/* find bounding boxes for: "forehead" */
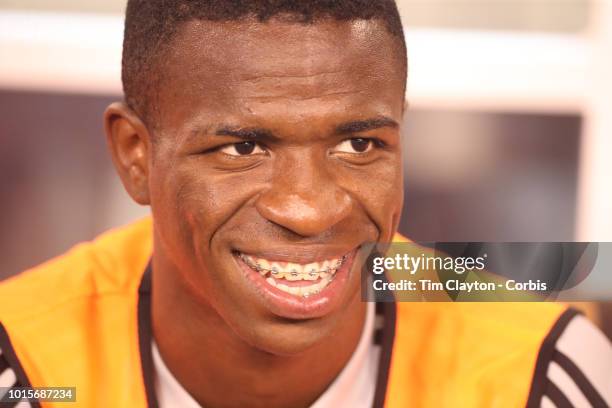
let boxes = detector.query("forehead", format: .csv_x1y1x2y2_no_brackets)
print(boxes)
156,17,405,133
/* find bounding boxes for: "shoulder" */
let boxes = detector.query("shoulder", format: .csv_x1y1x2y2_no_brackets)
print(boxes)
527,311,612,408
392,302,610,406
0,217,153,324
393,302,569,370
396,302,568,341
424,302,612,407
0,218,152,404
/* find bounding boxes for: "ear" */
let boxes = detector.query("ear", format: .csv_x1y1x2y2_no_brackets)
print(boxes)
104,102,152,205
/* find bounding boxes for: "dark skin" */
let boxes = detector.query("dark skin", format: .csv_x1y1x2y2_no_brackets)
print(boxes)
105,17,405,408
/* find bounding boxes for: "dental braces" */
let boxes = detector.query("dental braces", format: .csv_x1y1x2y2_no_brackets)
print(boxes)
239,253,347,277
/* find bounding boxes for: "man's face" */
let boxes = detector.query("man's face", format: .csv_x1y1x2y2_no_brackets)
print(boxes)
149,18,405,354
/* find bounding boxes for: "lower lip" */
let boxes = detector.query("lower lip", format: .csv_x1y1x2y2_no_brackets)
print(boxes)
235,249,358,320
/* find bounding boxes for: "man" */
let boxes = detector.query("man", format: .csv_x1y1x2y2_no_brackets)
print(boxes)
0,1,610,407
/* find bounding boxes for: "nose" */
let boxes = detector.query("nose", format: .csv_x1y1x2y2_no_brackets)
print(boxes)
255,153,353,237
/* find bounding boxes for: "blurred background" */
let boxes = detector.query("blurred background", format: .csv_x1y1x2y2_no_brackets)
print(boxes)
0,1,611,334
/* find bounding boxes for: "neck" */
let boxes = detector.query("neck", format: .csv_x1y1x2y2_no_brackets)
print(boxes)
151,254,366,408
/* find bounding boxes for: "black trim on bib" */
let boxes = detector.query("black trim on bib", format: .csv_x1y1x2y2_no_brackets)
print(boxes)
544,379,573,408
552,350,608,408
372,301,397,408
0,323,41,408
525,307,580,408
137,263,160,408
0,352,9,373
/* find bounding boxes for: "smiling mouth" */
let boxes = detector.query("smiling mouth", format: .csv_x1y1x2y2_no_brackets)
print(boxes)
238,253,348,298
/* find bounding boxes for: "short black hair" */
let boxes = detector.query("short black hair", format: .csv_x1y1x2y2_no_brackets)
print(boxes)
122,0,406,125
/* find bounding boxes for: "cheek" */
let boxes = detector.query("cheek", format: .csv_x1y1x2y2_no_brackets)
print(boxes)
149,161,266,303
344,158,403,238
152,161,265,250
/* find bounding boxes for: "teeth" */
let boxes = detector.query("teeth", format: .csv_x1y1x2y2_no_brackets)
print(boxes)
305,262,318,274
241,254,345,279
276,282,290,293
258,258,271,271
270,262,283,275
305,269,319,281
239,252,348,296
287,263,300,272
271,277,333,297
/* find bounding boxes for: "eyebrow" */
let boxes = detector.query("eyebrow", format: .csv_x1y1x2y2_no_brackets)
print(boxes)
194,116,399,142
215,126,278,141
334,117,399,135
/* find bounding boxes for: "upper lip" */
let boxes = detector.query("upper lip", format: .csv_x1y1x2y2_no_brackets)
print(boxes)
234,245,358,263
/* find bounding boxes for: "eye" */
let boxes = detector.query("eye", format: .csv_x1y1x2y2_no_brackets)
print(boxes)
333,138,375,154
220,141,266,156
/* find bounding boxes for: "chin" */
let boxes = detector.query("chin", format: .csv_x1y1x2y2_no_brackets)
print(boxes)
232,307,350,356
256,321,333,356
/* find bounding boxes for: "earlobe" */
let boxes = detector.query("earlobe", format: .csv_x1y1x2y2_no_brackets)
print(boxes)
103,102,152,205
